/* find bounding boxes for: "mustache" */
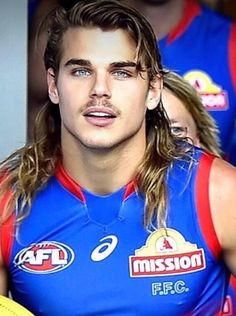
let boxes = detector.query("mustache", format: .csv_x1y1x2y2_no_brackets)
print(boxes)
80,100,121,115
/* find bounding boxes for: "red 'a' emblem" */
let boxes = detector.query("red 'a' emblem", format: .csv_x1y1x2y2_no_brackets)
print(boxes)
161,238,173,250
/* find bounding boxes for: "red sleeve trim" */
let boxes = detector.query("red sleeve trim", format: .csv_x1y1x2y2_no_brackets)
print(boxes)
0,189,15,266
167,0,201,44
195,153,221,259
229,22,236,93
230,275,236,292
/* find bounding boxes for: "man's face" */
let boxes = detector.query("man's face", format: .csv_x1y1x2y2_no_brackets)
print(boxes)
47,27,159,152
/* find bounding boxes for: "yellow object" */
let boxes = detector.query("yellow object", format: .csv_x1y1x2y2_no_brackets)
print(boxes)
0,295,34,316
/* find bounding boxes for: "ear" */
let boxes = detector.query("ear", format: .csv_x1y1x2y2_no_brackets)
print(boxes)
146,76,163,110
47,68,59,104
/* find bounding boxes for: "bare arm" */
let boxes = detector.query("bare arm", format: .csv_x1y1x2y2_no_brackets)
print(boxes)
210,158,236,276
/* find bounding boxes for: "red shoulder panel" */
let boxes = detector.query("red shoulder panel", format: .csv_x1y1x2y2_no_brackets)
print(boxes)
230,275,236,292
0,188,15,266
229,22,236,93
195,153,221,259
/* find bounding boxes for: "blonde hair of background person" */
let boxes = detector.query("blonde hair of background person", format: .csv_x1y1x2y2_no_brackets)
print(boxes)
162,71,222,157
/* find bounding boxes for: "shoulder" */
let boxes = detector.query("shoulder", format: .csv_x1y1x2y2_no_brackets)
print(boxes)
209,158,236,250
210,157,236,198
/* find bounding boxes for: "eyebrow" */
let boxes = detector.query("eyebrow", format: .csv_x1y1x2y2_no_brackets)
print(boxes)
110,61,138,68
169,119,181,124
64,59,138,69
64,59,92,67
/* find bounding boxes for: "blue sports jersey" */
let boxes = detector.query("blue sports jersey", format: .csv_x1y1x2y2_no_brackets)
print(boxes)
1,149,230,315
158,0,236,159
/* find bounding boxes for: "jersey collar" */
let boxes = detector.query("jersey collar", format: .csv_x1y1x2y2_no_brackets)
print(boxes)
55,163,137,203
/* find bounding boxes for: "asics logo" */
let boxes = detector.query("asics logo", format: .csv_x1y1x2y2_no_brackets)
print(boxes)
91,235,118,261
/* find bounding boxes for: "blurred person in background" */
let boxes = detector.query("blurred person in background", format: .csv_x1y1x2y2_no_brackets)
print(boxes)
163,71,221,156
28,0,85,140
121,0,236,163
162,71,236,315
28,0,59,140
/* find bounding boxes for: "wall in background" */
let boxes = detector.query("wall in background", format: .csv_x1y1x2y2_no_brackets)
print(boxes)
0,0,27,161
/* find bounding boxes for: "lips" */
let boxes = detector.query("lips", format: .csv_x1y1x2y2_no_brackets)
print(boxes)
83,106,117,118
83,106,117,127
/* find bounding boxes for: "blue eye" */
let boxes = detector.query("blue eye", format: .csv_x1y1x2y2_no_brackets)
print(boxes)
113,70,130,78
170,126,187,137
73,69,91,77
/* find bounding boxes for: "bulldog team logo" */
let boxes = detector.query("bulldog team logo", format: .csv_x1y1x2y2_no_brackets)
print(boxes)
14,241,75,274
184,70,229,110
129,228,205,277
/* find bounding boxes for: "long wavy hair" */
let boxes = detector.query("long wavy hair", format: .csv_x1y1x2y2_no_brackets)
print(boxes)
0,0,190,229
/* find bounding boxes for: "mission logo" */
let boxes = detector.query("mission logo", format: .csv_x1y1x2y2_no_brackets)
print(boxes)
129,228,205,277
14,241,75,274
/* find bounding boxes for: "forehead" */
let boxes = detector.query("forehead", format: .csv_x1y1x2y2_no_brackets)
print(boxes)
60,27,138,65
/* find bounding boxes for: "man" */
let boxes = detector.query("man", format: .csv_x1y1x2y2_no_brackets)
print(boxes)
1,1,236,315
122,0,236,162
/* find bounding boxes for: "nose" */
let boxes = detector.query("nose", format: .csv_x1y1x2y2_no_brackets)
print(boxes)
90,73,111,99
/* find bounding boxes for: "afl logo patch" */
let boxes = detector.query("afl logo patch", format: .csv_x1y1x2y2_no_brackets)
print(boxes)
14,241,75,274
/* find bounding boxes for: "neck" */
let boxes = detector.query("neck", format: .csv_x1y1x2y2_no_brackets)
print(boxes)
61,135,146,195
123,0,186,39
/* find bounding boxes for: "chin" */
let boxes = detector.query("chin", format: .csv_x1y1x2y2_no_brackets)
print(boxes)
75,126,144,152
80,134,135,152
80,138,119,151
